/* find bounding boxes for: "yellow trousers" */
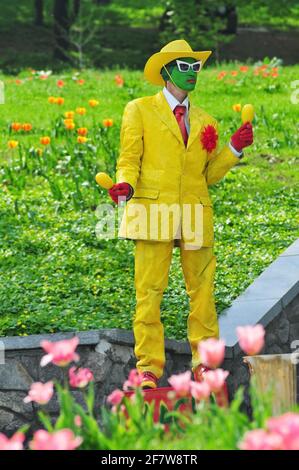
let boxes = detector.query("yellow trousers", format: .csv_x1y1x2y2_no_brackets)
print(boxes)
133,239,219,378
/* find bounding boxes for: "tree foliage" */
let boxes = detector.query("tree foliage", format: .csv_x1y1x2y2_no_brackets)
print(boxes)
159,0,236,54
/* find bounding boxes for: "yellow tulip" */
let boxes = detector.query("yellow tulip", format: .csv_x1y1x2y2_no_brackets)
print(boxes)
77,127,88,136
88,99,99,107
65,121,75,130
8,140,18,149
65,111,75,119
22,123,32,131
11,122,21,131
40,136,51,145
241,104,254,123
77,136,87,144
103,118,113,127
55,97,65,105
76,107,86,115
232,103,241,112
95,172,114,189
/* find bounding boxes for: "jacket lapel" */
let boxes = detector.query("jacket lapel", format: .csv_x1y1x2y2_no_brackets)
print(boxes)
153,91,184,145
187,101,205,150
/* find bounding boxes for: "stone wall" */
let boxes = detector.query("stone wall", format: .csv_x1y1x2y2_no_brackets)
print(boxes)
0,330,192,434
0,239,298,434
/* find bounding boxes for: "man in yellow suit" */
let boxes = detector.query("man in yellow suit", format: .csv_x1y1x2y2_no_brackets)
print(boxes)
108,40,253,388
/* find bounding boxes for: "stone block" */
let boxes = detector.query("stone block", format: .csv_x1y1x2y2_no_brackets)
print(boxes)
289,322,299,343
285,295,299,322
101,329,134,346
265,332,277,347
0,390,33,416
95,339,112,356
0,359,33,390
82,350,112,384
38,362,65,383
107,363,127,391
19,354,40,382
0,410,16,432
233,364,250,387
266,344,283,355
277,318,290,344
109,344,134,366
2,332,77,351
0,409,30,435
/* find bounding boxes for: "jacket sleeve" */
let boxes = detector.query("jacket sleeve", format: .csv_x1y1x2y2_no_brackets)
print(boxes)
204,120,241,187
115,100,143,191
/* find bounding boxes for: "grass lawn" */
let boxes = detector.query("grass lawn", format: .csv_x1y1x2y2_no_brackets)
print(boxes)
0,62,298,339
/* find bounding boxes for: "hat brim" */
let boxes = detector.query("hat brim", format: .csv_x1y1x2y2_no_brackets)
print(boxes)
144,50,212,86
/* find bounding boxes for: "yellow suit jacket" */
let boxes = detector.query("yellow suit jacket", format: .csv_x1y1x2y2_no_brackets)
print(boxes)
115,90,241,248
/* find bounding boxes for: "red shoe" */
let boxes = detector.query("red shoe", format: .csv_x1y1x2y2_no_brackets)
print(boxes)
141,371,158,389
193,364,212,382
193,364,229,407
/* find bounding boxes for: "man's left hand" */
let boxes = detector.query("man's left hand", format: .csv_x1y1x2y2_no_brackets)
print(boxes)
230,122,254,153
108,182,134,204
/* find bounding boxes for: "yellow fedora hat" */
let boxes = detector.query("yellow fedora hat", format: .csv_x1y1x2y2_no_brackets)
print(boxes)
144,39,212,86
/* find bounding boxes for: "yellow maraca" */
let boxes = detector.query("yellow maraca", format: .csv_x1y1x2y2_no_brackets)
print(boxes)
95,172,114,189
241,104,254,124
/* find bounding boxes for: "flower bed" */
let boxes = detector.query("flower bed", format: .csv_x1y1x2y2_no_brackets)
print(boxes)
1,324,298,450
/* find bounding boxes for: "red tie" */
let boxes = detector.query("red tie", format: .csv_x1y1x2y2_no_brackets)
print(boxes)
174,105,188,146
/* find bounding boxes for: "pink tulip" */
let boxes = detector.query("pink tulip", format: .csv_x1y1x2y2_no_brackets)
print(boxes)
0,432,25,450
239,429,284,450
168,371,192,396
69,367,94,388
190,381,211,401
29,429,82,450
24,381,54,405
112,404,126,414
123,369,143,390
267,413,299,450
198,338,225,368
107,389,124,406
236,324,265,356
74,415,82,427
40,337,80,367
203,369,229,393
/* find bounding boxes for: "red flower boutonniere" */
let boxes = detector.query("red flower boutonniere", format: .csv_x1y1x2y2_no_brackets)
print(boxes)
200,125,218,153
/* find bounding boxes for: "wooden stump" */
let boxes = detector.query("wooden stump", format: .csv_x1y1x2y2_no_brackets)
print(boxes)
243,354,297,415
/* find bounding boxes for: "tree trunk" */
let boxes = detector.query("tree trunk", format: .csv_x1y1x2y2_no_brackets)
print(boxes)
73,0,80,20
53,0,71,62
93,0,111,4
226,7,238,34
34,0,44,26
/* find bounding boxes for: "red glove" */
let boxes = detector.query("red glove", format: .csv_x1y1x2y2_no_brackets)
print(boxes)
108,182,133,204
230,122,253,152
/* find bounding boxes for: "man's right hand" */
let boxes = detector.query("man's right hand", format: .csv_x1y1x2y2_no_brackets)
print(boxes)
230,122,253,152
108,182,134,204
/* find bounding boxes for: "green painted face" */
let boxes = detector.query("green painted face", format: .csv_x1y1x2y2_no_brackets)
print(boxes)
164,57,198,91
